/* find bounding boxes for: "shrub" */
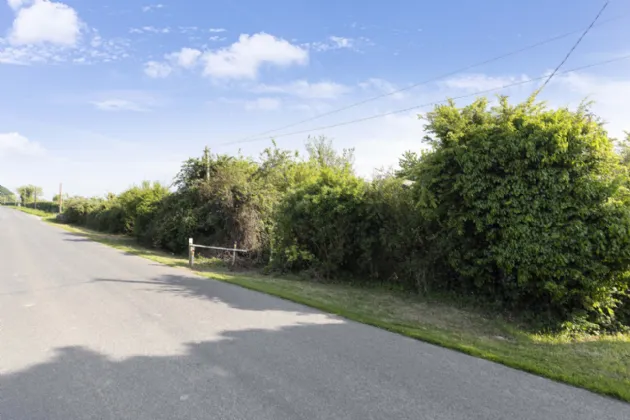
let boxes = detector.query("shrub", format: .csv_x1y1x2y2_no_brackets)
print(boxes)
117,181,170,241
273,167,368,278
410,96,630,329
62,197,107,225
152,154,270,258
356,174,430,290
23,201,58,213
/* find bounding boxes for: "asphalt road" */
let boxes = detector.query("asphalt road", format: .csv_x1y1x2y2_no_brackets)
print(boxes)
0,206,628,420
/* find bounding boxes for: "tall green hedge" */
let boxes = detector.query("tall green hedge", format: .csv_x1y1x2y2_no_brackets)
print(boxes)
411,97,630,330
53,97,630,331
23,201,59,213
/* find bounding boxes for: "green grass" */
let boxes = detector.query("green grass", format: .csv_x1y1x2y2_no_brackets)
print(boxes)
8,205,58,218
45,220,630,402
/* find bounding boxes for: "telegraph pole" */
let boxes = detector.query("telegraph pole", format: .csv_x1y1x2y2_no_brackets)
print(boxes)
204,146,210,182
58,183,63,213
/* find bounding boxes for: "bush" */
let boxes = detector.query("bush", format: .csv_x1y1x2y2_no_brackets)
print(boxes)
410,96,630,329
63,197,107,226
62,183,169,237
151,155,270,258
273,167,368,278
43,110,629,331
23,201,58,213
357,175,430,290
117,182,170,241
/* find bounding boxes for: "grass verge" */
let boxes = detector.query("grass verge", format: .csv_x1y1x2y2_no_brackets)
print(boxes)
46,220,630,402
8,205,58,218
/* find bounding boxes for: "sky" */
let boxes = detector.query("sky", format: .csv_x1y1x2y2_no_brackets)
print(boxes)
1,0,629,199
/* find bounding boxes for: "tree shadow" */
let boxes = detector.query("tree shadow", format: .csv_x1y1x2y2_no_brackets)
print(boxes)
93,274,322,314
3,322,628,420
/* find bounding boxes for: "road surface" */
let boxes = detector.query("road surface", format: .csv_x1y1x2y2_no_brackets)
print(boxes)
0,206,628,420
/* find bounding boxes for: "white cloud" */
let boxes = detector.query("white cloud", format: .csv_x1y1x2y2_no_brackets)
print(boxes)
130,26,170,34
254,80,350,99
209,28,226,33
91,100,148,112
142,3,164,12
350,113,427,178
9,0,81,46
244,98,282,111
0,43,32,64
167,47,202,68
144,61,172,78
310,36,356,52
307,36,373,52
0,132,45,158
547,72,630,139
7,0,31,10
330,36,353,49
178,26,198,34
0,25,129,65
202,32,308,79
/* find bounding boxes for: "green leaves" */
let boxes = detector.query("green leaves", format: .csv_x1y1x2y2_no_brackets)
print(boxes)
48,105,630,332
411,96,630,330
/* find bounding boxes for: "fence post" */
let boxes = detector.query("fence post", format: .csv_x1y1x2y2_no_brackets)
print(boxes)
188,238,195,268
232,242,237,266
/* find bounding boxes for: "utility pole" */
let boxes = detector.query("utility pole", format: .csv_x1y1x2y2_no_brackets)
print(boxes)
58,183,63,213
204,146,210,182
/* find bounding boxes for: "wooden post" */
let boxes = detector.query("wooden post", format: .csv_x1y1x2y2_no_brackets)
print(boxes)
232,242,237,266
58,183,63,214
189,238,195,268
204,146,210,182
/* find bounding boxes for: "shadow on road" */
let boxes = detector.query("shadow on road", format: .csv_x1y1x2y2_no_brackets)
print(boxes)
0,324,370,420
2,320,627,420
93,274,322,314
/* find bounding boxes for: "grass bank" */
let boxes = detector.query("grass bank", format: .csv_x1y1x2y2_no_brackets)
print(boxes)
45,219,630,402
8,205,57,218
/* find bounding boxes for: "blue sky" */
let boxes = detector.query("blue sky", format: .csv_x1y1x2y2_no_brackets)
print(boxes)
1,0,629,198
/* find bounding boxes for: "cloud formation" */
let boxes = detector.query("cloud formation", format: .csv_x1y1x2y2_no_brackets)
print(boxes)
0,132,45,158
202,33,308,79
9,0,81,46
144,61,172,78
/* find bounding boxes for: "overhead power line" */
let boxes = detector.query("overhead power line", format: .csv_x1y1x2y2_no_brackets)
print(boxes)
218,54,630,147
232,12,626,143
536,1,609,94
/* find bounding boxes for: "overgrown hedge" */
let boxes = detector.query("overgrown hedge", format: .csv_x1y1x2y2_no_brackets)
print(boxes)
22,201,58,213
412,98,630,331
56,98,630,332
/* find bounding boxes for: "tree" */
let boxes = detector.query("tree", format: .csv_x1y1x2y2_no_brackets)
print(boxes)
52,193,69,203
617,131,630,167
412,96,630,330
396,151,421,179
305,136,355,171
173,148,238,191
16,185,43,205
